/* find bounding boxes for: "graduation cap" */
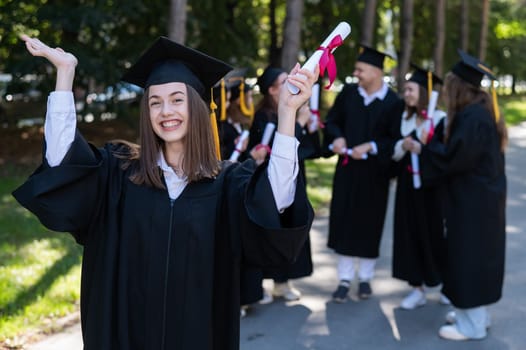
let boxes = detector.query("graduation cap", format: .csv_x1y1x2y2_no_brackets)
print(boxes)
451,49,496,87
121,36,233,100
226,68,255,118
257,66,286,95
356,45,392,70
451,49,500,122
121,36,233,159
408,63,443,87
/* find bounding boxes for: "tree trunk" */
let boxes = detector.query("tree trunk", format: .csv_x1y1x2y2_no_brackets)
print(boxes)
398,0,413,90
460,0,469,51
168,0,187,44
478,0,490,61
269,0,281,66
281,0,304,70
361,0,377,45
433,0,446,77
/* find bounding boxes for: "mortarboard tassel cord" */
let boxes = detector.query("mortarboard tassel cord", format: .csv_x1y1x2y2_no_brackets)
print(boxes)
492,80,500,123
220,79,227,122
239,80,255,119
209,90,222,160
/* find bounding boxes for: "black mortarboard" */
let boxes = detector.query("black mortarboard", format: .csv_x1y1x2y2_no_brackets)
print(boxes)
408,63,443,87
226,68,252,101
451,49,496,87
356,45,392,70
257,66,286,95
121,36,232,99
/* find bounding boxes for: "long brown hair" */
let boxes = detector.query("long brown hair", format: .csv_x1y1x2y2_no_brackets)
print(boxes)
118,84,220,188
444,72,507,151
405,83,428,120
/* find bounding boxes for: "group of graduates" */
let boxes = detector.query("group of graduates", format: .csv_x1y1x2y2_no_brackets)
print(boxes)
220,45,506,342
12,30,505,349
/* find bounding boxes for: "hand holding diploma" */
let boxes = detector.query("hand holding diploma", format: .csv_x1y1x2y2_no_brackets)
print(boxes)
251,122,276,165
287,22,351,94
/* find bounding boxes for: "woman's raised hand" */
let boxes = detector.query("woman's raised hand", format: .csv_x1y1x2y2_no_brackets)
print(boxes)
20,34,78,69
20,34,77,91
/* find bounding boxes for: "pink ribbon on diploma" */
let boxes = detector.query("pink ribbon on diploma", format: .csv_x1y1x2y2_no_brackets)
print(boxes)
318,35,343,90
420,109,435,144
310,109,325,129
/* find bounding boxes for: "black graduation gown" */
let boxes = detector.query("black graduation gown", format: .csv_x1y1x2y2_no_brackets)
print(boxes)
219,120,241,161
12,131,313,350
392,115,446,287
325,83,403,257
420,102,506,308
248,108,315,280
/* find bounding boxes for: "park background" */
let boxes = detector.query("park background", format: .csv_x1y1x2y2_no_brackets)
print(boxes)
1,0,525,348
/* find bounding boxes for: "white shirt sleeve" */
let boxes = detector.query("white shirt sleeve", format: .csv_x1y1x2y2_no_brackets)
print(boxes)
268,132,299,212
44,91,77,167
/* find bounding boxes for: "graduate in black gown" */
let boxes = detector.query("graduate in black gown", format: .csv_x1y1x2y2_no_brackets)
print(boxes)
218,68,254,162
408,50,507,341
391,65,448,310
12,34,318,350
324,46,403,302
247,66,318,303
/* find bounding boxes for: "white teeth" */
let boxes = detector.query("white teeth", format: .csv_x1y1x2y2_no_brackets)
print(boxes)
161,120,181,128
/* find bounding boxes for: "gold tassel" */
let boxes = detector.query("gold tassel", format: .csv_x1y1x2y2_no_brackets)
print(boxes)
239,80,254,119
492,80,500,123
209,89,221,160
427,70,433,104
220,79,227,121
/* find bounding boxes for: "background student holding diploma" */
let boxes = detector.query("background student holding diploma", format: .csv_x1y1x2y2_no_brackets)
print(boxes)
390,65,448,310
409,50,507,341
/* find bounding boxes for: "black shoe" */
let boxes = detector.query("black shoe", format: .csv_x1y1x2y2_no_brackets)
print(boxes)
358,281,372,299
332,281,350,303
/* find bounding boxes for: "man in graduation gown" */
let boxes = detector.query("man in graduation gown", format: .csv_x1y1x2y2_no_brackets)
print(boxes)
324,45,403,302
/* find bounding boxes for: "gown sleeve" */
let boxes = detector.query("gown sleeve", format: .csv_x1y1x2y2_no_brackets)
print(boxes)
12,129,122,245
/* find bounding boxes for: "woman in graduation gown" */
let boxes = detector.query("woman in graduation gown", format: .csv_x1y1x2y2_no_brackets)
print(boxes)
248,66,318,302
12,35,318,350
391,66,447,309
409,50,507,340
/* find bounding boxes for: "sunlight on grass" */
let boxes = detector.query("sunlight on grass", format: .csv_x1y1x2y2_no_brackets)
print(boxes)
305,156,336,211
0,178,82,343
502,95,526,125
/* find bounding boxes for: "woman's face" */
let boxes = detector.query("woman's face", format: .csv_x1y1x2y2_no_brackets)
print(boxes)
403,81,420,107
268,72,288,102
148,82,189,146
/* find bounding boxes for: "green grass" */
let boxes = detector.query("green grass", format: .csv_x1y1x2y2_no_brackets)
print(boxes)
0,176,82,345
305,156,336,211
501,95,526,125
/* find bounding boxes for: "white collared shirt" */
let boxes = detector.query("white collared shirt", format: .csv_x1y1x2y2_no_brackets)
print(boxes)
357,82,389,106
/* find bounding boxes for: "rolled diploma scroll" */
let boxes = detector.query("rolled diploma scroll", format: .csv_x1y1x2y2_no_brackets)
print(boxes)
308,83,320,133
261,122,276,147
229,130,250,161
411,153,421,189
328,144,368,159
411,90,439,189
287,22,352,94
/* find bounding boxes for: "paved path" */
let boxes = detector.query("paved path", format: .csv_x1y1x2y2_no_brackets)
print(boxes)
26,123,526,350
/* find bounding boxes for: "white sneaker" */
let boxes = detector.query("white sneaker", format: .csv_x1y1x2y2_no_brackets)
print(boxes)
272,281,301,301
445,311,491,329
400,288,426,310
259,289,274,304
439,293,451,305
439,324,470,341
